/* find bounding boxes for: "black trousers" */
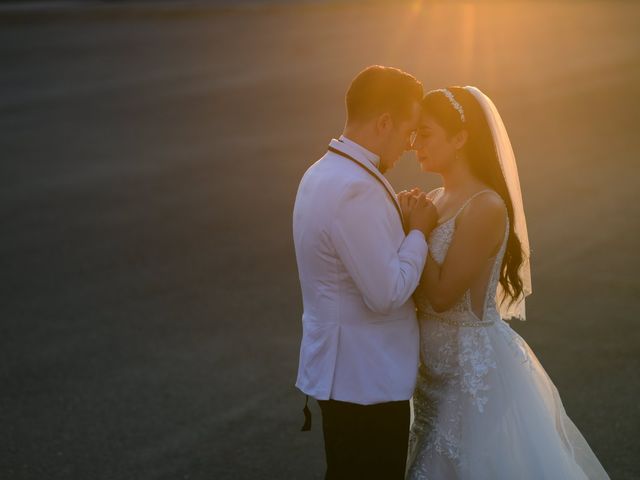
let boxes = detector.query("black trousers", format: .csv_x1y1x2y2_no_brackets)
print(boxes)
317,398,410,480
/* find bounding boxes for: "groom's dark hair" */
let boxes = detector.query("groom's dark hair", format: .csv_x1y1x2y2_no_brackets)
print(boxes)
345,66,423,124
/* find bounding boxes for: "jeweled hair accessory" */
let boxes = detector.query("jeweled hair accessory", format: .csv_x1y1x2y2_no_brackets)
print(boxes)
436,88,466,123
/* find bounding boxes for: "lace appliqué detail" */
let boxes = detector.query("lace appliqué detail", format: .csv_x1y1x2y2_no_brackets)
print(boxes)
408,315,499,474
407,190,509,477
458,328,497,412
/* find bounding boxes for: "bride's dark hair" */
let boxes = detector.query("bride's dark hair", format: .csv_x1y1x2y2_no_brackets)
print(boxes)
421,87,524,306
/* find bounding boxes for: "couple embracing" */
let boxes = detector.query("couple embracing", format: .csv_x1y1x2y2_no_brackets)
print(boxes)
292,66,609,480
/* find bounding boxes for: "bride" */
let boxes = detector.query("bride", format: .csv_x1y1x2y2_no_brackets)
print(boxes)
399,86,610,479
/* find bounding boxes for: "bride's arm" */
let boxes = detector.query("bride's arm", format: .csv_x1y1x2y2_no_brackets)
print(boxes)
417,194,507,313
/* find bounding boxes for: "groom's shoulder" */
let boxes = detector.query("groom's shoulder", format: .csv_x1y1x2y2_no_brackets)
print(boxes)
298,158,379,212
306,151,376,185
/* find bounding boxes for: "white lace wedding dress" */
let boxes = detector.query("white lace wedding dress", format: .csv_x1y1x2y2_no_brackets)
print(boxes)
406,189,610,480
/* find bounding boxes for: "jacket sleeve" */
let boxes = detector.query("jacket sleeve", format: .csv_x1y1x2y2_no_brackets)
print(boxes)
330,181,429,314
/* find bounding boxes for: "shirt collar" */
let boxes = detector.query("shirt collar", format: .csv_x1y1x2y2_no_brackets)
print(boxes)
338,135,381,169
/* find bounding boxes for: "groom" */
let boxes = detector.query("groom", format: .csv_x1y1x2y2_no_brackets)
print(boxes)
293,66,438,479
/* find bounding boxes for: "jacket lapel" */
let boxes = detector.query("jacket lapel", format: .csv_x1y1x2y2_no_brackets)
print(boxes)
327,139,404,229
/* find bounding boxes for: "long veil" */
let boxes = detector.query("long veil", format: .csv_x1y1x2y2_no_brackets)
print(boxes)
466,86,532,321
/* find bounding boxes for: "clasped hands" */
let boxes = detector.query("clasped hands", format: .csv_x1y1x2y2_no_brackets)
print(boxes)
397,188,439,237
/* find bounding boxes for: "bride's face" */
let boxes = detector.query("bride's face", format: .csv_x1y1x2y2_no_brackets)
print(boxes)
412,114,458,173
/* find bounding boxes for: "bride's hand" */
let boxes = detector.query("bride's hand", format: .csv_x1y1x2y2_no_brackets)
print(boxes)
397,188,423,222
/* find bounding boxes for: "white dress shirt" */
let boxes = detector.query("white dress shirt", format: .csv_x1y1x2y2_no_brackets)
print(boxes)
293,137,429,404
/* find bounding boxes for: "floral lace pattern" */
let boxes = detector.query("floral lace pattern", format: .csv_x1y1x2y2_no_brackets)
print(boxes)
406,189,611,480
407,189,512,477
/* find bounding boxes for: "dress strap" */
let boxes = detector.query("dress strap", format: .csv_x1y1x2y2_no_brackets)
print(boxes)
451,189,497,220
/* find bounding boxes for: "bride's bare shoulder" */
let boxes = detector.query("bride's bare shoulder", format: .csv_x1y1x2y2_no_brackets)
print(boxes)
460,190,508,231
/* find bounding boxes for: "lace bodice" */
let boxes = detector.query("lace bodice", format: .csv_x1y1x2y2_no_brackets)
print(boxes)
414,187,509,326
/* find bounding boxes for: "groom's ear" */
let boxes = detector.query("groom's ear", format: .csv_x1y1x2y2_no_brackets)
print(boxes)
376,112,393,136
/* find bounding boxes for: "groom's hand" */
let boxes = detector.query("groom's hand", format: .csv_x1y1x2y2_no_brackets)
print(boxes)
397,188,423,221
407,193,438,237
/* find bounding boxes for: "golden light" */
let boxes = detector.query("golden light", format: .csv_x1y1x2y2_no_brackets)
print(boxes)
410,0,424,14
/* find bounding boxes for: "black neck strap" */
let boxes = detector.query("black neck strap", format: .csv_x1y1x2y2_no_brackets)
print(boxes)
327,146,404,230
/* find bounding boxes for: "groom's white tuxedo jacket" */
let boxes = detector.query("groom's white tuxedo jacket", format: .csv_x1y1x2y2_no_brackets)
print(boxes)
293,137,428,405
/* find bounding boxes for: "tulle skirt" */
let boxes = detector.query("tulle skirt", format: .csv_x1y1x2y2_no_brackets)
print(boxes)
406,316,610,480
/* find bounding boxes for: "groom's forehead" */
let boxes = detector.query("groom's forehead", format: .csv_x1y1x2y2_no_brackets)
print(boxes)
407,102,421,124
